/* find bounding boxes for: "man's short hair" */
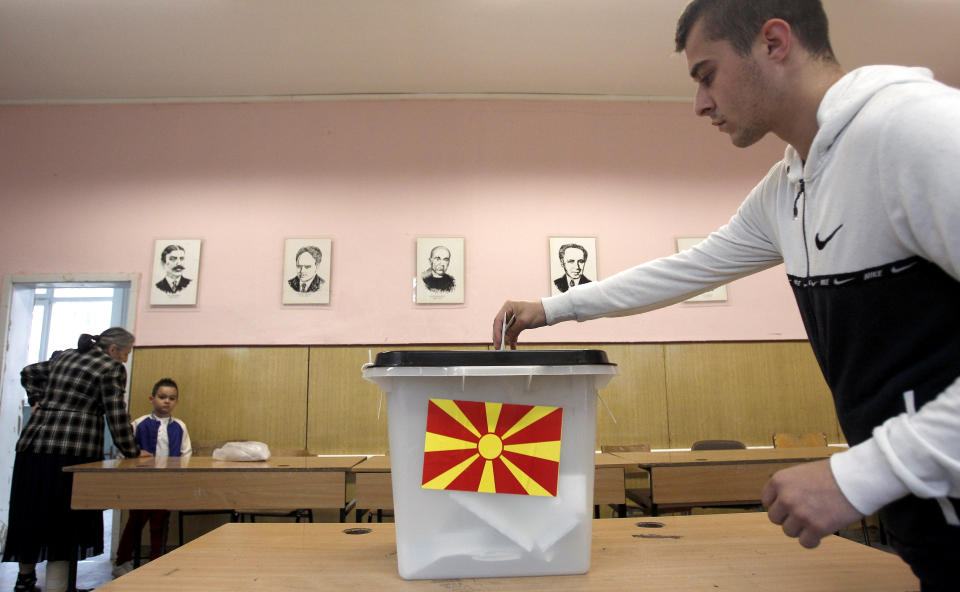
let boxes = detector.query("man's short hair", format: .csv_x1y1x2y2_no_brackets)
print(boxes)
675,0,836,62
160,244,185,264
558,243,588,263
296,245,323,265
152,377,179,397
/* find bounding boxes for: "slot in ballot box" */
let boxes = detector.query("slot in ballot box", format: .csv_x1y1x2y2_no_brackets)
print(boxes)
362,350,617,579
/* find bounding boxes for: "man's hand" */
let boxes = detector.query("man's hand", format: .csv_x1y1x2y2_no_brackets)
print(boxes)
492,300,547,349
762,459,864,548
138,450,154,458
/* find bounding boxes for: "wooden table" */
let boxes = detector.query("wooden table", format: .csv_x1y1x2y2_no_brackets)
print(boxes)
592,452,638,517
610,447,838,514
65,455,366,511
349,454,640,521
96,513,918,591
352,455,393,521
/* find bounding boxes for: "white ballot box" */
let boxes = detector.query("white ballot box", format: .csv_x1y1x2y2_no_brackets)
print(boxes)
363,350,617,579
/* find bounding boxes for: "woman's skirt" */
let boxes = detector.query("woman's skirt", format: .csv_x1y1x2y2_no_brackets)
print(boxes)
2,451,103,563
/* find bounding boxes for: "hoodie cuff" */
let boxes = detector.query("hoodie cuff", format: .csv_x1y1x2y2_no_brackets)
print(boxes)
541,295,576,325
830,439,910,516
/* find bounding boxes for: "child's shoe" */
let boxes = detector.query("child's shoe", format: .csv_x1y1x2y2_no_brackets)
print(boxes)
111,560,134,578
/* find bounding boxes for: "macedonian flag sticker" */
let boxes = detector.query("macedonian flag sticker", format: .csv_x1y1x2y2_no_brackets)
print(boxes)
421,398,562,496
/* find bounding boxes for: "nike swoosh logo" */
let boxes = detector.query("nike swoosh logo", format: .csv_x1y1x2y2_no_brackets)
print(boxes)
891,261,919,274
832,277,855,286
815,224,844,250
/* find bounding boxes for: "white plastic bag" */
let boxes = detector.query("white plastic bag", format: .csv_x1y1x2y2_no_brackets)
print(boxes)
212,441,271,461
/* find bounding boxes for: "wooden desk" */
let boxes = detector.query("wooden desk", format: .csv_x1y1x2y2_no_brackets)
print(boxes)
352,455,393,520
350,454,639,520
611,447,838,512
593,452,638,517
65,455,366,510
97,513,918,591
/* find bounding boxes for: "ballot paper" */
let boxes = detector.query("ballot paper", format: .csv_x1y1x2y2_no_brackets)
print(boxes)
397,475,588,578
448,474,586,555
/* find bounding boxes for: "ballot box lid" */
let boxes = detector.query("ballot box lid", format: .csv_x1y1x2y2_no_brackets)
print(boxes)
369,349,612,368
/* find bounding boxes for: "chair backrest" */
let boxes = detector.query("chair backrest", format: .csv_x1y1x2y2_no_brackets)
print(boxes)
691,439,746,450
772,432,828,448
600,444,651,453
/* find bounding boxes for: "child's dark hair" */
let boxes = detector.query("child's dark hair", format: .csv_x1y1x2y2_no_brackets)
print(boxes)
152,377,179,397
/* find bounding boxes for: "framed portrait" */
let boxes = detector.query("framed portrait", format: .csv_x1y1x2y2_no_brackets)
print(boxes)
676,236,728,302
415,237,464,304
282,238,332,305
549,237,598,296
150,239,202,306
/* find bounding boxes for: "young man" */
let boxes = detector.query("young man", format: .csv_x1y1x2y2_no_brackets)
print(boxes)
493,1,959,588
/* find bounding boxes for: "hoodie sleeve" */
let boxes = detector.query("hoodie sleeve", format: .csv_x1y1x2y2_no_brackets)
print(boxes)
544,171,784,324
831,375,960,522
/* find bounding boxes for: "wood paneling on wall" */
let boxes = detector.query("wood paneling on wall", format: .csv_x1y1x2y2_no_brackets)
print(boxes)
307,346,388,455
594,344,671,449
306,345,487,454
663,342,839,448
129,342,840,455
130,347,309,450
542,344,670,449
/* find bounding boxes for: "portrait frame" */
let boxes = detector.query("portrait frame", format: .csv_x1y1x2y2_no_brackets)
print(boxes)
282,238,332,305
549,237,598,296
676,236,728,302
150,239,202,306
415,237,465,304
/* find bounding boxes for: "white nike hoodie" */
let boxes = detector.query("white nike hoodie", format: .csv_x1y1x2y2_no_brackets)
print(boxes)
543,66,960,524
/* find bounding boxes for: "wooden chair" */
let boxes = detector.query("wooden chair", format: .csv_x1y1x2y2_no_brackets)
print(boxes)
600,444,651,454
691,439,746,450
600,444,652,517
234,448,315,524
772,432,878,546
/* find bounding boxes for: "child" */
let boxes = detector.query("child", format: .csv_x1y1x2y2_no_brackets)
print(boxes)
112,378,191,578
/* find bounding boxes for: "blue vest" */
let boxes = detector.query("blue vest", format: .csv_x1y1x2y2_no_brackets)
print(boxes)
134,415,185,457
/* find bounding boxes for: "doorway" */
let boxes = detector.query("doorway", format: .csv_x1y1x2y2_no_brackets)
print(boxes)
0,274,139,550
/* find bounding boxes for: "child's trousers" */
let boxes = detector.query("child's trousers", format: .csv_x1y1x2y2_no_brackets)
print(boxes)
115,510,169,563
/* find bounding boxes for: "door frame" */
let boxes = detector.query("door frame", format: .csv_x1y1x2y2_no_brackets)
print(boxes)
0,273,140,553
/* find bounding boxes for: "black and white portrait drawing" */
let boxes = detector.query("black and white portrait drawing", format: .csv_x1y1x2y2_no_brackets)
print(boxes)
549,237,598,296
676,237,727,302
416,237,464,304
150,239,201,306
282,238,332,304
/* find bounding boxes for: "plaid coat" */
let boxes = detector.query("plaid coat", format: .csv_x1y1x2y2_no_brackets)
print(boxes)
19,347,139,458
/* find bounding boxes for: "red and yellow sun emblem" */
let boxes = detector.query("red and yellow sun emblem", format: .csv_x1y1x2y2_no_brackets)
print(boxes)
421,398,563,496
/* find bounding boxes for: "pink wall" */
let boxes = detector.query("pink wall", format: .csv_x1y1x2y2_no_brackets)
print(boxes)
0,100,804,346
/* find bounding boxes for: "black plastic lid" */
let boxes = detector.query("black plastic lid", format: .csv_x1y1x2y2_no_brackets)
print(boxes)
370,349,613,367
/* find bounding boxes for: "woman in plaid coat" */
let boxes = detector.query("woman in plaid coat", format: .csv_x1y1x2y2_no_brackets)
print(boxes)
3,328,144,592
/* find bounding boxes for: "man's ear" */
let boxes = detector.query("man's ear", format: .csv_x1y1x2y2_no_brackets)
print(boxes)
759,18,792,63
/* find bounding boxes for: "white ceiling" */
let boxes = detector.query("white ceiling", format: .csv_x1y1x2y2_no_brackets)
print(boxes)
1,0,958,104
